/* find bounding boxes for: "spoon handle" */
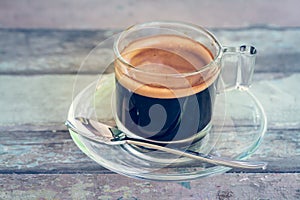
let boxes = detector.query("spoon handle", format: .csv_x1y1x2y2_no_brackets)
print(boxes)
66,118,267,170
126,140,267,169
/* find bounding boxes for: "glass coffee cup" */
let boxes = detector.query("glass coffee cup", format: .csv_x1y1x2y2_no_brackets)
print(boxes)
113,21,256,147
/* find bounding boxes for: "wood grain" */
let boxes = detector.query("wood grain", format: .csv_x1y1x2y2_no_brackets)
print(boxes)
0,28,299,197
0,73,299,128
0,74,299,173
0,173,299,200
0,129,299,174
1,28,300,74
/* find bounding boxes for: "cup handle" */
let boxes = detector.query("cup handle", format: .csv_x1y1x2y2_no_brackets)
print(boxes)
218,45,257,92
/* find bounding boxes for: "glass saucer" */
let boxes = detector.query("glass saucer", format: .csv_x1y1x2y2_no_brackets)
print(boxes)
67,73,267,181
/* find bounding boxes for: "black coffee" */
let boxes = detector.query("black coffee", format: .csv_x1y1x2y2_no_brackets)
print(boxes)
115,35,217,142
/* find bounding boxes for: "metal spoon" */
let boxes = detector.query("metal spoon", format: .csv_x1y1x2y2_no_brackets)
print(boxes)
65,117,267,169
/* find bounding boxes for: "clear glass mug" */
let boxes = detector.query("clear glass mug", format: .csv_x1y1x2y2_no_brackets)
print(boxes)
113,21,256,147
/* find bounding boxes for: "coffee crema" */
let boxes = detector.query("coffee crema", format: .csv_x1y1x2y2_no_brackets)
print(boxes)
115,35,219,99
114,34,218,142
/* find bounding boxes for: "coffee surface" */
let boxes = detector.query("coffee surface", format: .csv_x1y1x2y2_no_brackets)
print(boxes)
115,34,217,99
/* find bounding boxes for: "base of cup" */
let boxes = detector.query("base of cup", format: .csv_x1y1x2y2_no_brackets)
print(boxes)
115,115,212,148
120,127,212,165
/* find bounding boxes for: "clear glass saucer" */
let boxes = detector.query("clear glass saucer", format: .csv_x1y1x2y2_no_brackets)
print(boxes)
67,73,267,181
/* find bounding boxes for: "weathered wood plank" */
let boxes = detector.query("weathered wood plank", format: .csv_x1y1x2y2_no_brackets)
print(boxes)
0,73,299,173
0,173,299,200
1,28,300,74
0,74,98,127
0,129,299,173
0,130,103,174
213,27,300,73
0,29,115,74
252,73,300,129
0,73,299,128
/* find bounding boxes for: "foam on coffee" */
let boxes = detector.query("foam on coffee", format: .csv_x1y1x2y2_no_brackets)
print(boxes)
115,34,219,98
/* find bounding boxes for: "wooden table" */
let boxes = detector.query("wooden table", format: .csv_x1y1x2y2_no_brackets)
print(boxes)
0,27,299,199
